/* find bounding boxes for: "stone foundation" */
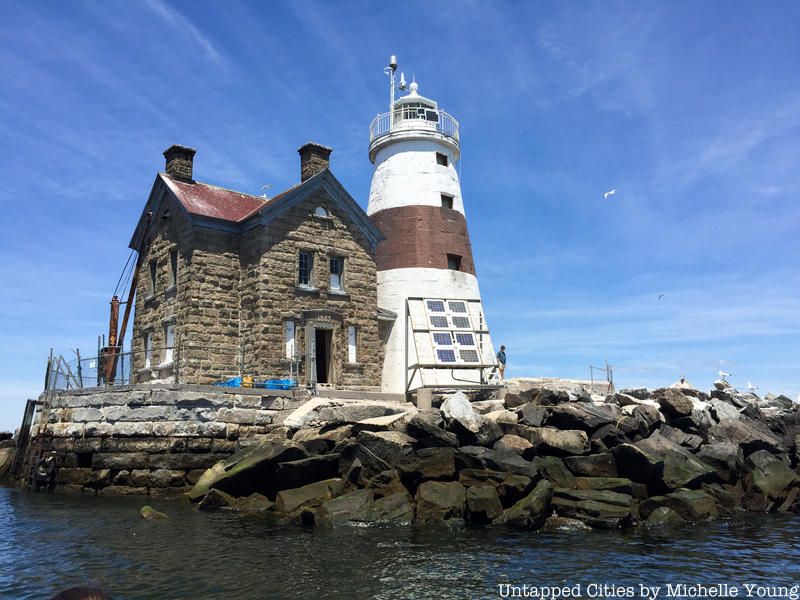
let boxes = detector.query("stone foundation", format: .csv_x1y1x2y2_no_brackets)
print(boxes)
30,385,309,496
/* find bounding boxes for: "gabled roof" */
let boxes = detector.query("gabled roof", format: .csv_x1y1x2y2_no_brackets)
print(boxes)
129,168,384,250
160,175,267,222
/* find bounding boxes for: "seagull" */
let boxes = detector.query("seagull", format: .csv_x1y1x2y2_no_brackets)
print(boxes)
260,184,272,199
658,294,664,301
604,189,617,199
747,382,758,391
718,370,731,380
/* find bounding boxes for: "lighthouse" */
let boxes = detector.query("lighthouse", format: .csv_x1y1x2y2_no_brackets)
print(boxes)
368,56,497,396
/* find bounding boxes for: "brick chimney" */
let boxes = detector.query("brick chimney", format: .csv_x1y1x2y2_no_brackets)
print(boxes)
163,144,196,181
298,142,332,182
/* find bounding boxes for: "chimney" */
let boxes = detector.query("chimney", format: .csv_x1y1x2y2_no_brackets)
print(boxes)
298,142,332,182
163,144,196,181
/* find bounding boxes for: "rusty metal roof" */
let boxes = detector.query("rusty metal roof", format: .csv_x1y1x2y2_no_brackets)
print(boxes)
161,174,268,223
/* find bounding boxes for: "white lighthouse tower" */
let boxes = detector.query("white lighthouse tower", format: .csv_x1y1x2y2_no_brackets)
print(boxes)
367,56,497,396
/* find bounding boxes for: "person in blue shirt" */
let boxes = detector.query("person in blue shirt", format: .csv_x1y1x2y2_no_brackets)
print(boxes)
496,345,506,380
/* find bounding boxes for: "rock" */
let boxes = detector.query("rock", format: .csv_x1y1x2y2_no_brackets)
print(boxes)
551,488,633,528
498,474,535,507
406,413,459,448
365,469,409,499
759,395,794,410
659,424,704,451
708,400,742,423
640,490,719,522
503,393,529,409
657,390,694,420
547,404,618,433
485,410,519,427
635,431,716,491
517,426,588,456
354,412,412,433
563,453,617,478
236,493,273,512
745,450,797,500
356,431,417,466
367,491,414,523
533,456,576,489
396,447,456,491
696,442,744,483
273,454,341,491
542,515,593,532
612,443,664,486
534,389,571,406
701,483,744,516
590,424,629,449
454,446,491,471
465,484,504,524
440,391,477,422
458,468,507,488
574,477,646,499
483,450,538,478
518,403,546,427
619,388,650,400
188,439,307,501
493,434,533,456
709,417,783,456
631,405,663,434
442,394,503,446
338,442,392,480
314,489,373,527
644,507,685,529
198,489,237,511
415,481,467,523
714,380,733,391
471,400,506,414
140,505,167,520
493,480,553,530
275,478,343,514
0,448,15,481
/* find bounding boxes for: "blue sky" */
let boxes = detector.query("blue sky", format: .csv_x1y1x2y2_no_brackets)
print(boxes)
1,1,799,431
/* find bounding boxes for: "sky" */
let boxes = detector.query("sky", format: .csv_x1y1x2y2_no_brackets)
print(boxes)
1,0,799,431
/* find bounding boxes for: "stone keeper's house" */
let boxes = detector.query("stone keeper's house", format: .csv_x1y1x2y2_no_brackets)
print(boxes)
130,143,392,389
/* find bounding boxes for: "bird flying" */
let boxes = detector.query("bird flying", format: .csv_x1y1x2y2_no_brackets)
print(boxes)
658,294,664,301
604,189,617,199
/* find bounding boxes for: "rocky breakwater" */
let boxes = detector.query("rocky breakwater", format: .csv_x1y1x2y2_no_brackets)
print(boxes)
187,381,800,530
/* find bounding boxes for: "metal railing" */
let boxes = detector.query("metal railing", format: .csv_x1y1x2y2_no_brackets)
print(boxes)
369,109,460,144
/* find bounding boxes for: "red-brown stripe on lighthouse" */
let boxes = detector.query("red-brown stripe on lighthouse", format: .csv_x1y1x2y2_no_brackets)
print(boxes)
369,205,476,274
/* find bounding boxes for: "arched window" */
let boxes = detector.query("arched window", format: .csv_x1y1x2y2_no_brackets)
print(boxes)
314,206,329,217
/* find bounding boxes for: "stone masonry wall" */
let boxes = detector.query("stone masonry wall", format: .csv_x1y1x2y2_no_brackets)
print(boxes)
240,190,383,388
38,385,306,496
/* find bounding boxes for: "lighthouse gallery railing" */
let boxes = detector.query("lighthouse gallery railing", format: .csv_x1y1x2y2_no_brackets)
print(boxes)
369,109,460,143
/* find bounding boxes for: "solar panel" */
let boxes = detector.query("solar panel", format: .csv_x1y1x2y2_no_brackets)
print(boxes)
448,301,467,313
437,349,457,362
432,332,452,346
452,316,471,329
426,300,446,313
459,349,479,362
430,316,449,329
455,333,475,346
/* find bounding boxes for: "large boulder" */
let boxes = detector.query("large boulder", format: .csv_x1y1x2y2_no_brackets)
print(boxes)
517,426,588,456
396,447,456,491
533,456,576,489
465,484,504,524
708,400,741,423
709,417,784,456
635,431,716,491
337,442,392,480
273,454,340,491
659,425,704,451
644,506,686,529
197,488,237,511
656,389,694,420
275,478,343,514
630,405,663,436
639,489,718,522
314,489,374,527
356,431,417,466
367,491,415,523
406,412,459,448
744,450,797,501
414,481,466,523
612,443,663,487
493,480,553,530
574,477,645,498
563,453,617,478
493,434,533,456
188,439,308,501
551,488,633,529
533,388,571,406
441,392,503,447
696,442,744,483
518,403,547,427
546,404,619,433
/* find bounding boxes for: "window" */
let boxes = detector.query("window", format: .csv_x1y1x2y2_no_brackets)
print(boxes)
284,321,295,359
314,206,329,217
298,252,313,287
441,194,453,209
330,256,344,291
163,324,175,364
148,260,157,294
347,326,357,363
144,333,152,368
169,250,178,287
447,254,462,271
436,152,448,166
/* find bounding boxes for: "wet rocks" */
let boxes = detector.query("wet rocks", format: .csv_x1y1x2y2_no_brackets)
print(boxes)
493,480,553,530
415,481,466,523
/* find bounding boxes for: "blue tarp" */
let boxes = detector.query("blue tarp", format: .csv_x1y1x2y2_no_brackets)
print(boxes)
213,377,296,389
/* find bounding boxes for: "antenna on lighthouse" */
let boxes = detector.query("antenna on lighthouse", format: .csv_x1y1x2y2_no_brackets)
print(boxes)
399,72,407,90
384,55,398,129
